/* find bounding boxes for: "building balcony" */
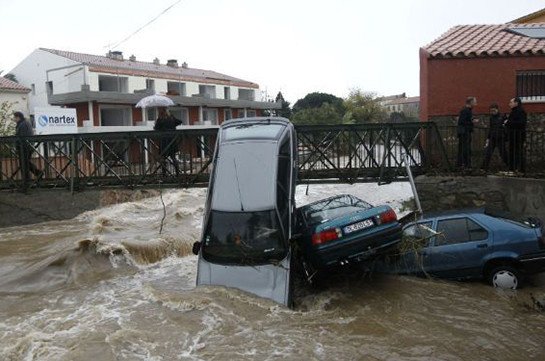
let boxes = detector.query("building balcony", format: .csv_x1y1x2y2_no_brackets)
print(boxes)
47,85,281,110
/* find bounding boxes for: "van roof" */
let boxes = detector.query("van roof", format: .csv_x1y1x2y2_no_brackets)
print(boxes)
211,141,278,212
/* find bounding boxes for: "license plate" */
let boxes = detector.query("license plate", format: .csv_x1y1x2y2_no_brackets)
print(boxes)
344,219,374,234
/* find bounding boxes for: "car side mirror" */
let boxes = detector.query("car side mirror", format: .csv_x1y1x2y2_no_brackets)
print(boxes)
192,241,201,255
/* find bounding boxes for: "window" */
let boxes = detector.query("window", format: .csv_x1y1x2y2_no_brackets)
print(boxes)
201,210,286,265
237,109,246,118
435,218,487,246
146,79,155,92
100,106,132,126
224,86,231,100
507,27,545,39
276,138,291,238
31,84,36,95
222,123,285,141
224,109,232,121
147,107,157,121
46,81,53,95
247,109,257,117
199,85,216,98
167,81,186,96
238,88,255,101
169,108,189,125
403,222,434,246
98,75,128,92
203,108,218,125
516,71,545,100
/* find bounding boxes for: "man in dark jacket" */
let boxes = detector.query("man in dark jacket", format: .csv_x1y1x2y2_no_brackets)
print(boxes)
13,111,43,180
456,97,477,168
154,107,182,176
481,103,508,171
504,97,527,173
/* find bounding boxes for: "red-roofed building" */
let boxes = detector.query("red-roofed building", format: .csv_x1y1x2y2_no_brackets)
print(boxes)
0,77,31,118
420,22,545,121
9,48,280,131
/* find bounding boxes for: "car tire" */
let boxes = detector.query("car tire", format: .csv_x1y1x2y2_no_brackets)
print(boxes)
488,266,522,290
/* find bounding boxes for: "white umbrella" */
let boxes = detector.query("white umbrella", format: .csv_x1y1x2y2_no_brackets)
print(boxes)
136,94,175,108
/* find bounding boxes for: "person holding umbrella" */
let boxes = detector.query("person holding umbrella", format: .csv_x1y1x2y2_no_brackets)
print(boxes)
154,107,182,176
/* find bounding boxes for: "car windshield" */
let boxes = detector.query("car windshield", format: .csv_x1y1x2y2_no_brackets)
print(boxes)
301,195,373,226
201,210,287,265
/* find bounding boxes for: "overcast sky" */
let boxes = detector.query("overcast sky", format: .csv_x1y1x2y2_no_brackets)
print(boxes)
1,0,543,103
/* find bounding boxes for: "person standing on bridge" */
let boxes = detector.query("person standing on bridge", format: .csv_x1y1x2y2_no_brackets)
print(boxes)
456,97,478,169
481,103,508,171
504,97,527,173
154,107,182,176
12,111,43,181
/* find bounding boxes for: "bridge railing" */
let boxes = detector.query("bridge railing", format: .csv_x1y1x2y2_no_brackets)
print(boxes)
435,125,545,173
0,122,452,190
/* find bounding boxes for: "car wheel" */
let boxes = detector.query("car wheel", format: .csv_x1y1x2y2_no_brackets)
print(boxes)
489,266,521,290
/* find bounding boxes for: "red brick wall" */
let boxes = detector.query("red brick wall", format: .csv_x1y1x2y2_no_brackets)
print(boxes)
69,103,89,127
189,107,199,125
420,51,545,120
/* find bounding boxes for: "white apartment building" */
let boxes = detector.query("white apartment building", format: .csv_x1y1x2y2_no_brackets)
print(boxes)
10,48,280,129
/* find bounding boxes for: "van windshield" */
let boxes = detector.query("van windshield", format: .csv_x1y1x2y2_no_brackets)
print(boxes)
201,210,287,265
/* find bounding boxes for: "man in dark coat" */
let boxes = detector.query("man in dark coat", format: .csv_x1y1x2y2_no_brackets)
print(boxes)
481,103,508,171
154,107,182,176
504,97,527,173
12,111,43,180
456,97,477,168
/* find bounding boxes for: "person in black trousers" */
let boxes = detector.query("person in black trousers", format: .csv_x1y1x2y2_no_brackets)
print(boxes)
12,111,43,181
504,97,527,173
154,107,182,176
481,103,508,171
456,97,477,169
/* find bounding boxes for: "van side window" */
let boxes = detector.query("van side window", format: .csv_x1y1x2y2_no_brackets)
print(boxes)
277,137,291,238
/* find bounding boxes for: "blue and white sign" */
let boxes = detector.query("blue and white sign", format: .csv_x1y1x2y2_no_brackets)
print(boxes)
34,107,78,135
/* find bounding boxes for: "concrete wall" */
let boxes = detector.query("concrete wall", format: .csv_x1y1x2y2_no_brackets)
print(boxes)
0,92,30,118
10,49,79,115
0,189,160,228
415,175,545,219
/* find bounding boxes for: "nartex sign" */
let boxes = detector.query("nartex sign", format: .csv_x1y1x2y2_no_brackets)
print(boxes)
35,107,78,134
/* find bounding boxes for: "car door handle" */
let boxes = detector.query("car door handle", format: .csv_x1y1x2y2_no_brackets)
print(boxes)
476,244,488,248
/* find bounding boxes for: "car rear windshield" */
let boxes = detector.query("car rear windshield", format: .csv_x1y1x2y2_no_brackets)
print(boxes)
201,210,287,265
222,123,285,141
301,195,373,226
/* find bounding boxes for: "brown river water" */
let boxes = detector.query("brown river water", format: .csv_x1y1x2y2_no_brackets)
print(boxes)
1,184,544,361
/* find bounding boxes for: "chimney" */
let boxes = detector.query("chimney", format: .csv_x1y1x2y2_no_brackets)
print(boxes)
129,54,136,61
153,57,160,65
167,59,179,68
181,62,188,69
107,50,124,61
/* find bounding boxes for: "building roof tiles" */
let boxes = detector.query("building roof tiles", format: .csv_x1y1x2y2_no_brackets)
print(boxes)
0,77,30,93
424,23,545,58
40,48,259,88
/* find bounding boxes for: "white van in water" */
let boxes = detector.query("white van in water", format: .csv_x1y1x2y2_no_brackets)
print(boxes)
193,117,298,306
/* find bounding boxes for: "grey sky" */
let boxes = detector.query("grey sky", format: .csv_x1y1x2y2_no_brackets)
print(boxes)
1,0,543,103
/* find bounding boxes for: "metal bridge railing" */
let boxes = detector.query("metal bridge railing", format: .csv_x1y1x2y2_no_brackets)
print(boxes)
0,122,481,191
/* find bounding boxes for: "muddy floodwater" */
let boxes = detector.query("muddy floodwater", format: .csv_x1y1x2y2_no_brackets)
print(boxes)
1,184,544,361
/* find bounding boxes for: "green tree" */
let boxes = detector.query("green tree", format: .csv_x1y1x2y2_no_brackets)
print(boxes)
293,92,344,114
343,89,387,124
291,102,344,125
275,91,292,119
0,101,15,136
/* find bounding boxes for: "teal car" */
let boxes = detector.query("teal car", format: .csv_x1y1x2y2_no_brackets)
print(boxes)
294,194,402,278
